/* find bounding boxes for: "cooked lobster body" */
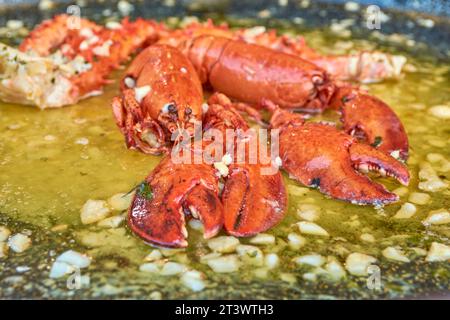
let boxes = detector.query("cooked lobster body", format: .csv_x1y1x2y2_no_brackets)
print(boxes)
179,35,408,160
168,19,407,83
181,35,335,111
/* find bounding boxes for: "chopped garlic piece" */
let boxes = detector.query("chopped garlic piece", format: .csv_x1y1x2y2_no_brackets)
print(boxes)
249,233,275,245
150,291,162,300
160,262,187,276
213,161,229,177
207,236,239,253
222,153,233,165
44,134,56,141
360,233,375,243
7,20,24,30
426,153,445,163
124,77,135,88
206,255,240,273
422,208,450,225
199,252,222,264
0,242,8,258
92,40,113,57
303,272,317,281
75,137,89,145
264,253,279,269
56,250,91,268
253,267,269,279
279,273,297,284
139,262,160,273
106,21,122,30
80,199,110,224
393,202,416,219
108,192,133,211
38,0,54,10
181,270,206,292
49,261,75,278
118,0,134,15
428,105,450,120
296,221,329,237
419,179,448,192
345,253,377,276
8,233,31,253
296,204,320,221
236,245,264,266
144,249,162,262
288,233,306,250
344,1,360,12
324,257,346,280
408,192,430,205
80,28,94,38
294,254,326,267
134,85,151,104
392,187,409,197
97,214,125,228
426,242,450,262
0,226,11,242
188,219,204,231
418,162,448,192
382,247,410,263
79,40,89,50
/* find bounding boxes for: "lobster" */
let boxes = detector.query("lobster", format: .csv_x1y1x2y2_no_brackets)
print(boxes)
4,16,413,246
5,16,406,109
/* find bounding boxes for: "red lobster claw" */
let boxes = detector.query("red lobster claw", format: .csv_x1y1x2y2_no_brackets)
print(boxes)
206,93,287,236
128,157,223,248
223,162,287,236
269,106,409,205
330,86,409,161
